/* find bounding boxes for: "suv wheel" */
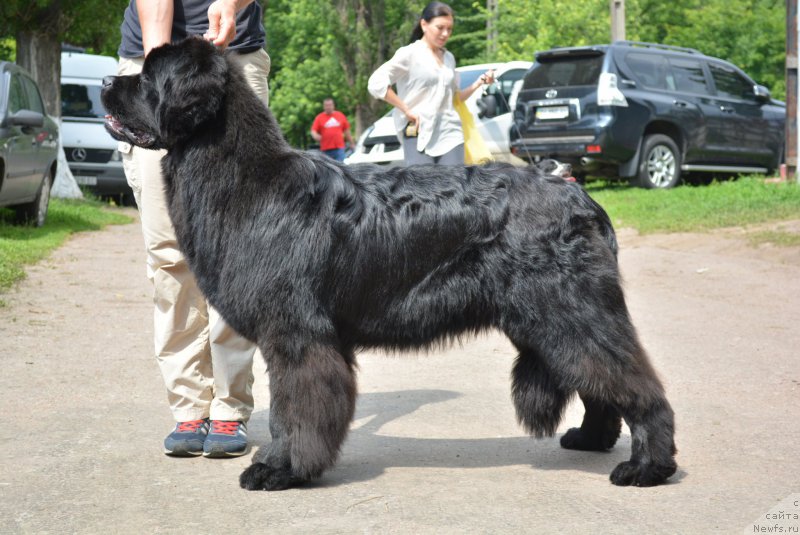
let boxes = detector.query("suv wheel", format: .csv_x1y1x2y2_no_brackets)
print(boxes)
14,170,52,227
636,134,682,189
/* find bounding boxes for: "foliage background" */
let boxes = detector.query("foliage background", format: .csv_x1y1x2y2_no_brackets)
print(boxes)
0,0,787,147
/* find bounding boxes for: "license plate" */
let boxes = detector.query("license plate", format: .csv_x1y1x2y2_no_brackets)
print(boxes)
535,105,569,120
74,175,97,186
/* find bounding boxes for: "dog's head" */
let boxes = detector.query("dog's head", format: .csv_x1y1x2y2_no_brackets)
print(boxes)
101,37,228,150
535,159,574,181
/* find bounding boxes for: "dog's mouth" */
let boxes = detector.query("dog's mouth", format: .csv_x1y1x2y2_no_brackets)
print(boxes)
104,115,157,148
555,165,576,182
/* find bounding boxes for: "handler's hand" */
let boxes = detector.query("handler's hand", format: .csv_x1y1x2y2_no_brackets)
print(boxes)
480,70,496,85
205,0,238,48
405,110,420,130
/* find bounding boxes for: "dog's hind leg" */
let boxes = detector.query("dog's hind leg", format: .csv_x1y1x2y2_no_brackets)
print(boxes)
560,394,621,451
605,362,677,487
511,347,572,438
505,273,677,486
547,322,676,487
239,342,356,491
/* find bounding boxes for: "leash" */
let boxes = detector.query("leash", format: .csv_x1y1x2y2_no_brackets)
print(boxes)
485,82,536,164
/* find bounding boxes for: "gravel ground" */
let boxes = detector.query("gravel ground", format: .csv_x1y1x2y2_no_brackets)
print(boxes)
1,210,798,534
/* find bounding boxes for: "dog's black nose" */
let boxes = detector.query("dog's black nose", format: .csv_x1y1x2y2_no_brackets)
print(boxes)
102,76,115,88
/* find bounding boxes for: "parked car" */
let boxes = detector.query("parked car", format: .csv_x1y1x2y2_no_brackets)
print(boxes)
509,41,785,188
345,61,532,166
0,61,59,226
61,50,131,203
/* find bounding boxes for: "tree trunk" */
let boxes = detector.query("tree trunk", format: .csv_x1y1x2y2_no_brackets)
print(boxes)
16,30,62,118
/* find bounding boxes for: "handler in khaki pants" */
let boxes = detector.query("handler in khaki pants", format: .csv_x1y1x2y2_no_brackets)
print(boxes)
116,0,270,458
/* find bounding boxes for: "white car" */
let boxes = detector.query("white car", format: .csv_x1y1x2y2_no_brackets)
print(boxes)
61,51,131,202
345,61,532,166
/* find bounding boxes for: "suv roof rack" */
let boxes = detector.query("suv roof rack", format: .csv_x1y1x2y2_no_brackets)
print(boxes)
613,40,701,55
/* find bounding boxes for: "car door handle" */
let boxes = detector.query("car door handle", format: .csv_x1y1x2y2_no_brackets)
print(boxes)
673,100,689,108
719,105,735,113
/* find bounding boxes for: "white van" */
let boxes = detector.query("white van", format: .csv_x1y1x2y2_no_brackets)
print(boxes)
61,51,131,202
345,60,532,166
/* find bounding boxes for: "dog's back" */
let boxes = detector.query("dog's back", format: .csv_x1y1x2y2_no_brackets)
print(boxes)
296,158,620,350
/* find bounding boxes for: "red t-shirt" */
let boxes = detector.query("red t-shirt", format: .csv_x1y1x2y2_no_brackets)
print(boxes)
311,111,350,150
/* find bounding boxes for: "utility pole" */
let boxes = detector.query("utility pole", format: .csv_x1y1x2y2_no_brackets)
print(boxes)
610,0,625,42
786,0,797,181
487,0,498,58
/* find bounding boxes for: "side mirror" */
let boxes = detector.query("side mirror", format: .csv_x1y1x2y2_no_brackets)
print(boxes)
9,109,45,127
753,84,771,103
477,94,498,119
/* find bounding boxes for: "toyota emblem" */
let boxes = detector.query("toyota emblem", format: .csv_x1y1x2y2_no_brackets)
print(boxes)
72,147,87,162
545,89,558,99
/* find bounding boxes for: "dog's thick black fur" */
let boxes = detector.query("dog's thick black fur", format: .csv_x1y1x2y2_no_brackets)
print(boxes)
102,38,677,490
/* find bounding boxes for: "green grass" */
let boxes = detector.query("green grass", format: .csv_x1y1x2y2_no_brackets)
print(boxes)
0,199,132,300
586,177,800,234
746,229,800,248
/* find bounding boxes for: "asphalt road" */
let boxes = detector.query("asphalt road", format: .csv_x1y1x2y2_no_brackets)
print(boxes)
1,212,798,534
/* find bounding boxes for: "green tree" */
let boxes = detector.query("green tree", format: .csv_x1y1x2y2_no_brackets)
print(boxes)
656,0,785,98
0,0,127,116
266,0,416,146
492,0,612,61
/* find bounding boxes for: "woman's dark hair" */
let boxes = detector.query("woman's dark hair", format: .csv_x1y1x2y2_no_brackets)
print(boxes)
409,2,454,43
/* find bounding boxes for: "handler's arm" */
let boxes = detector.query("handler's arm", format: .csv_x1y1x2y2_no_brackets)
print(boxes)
205,0,255,48
137,0,174,57
458,70,495,102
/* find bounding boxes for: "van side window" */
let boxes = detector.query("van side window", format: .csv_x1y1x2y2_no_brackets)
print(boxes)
624,53,674,91
709,63,756,101
667,58,709,95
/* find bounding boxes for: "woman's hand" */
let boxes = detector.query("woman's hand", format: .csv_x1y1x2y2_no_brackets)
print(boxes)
404,109,420,129
379,87,420,130
459,69,496,102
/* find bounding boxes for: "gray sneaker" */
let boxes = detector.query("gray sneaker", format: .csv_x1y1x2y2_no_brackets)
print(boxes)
203,420,249,458
163,419,209,456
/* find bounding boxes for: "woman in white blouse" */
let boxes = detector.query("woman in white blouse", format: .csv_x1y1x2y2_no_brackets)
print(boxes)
367,1,495,165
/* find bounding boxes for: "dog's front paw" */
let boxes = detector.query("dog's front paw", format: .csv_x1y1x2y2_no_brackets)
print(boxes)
610,460,677,487
239,462,296,491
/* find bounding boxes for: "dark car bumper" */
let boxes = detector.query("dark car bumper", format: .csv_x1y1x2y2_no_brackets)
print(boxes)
510,121,641,177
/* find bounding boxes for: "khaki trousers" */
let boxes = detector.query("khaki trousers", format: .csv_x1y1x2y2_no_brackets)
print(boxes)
118,48,270,422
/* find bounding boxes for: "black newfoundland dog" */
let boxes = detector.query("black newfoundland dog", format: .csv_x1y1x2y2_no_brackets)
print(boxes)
102,38,677,490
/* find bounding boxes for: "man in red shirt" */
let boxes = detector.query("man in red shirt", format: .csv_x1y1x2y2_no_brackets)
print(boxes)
310,98,354,162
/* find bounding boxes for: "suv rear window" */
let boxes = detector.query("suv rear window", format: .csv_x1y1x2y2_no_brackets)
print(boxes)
522,55,604,90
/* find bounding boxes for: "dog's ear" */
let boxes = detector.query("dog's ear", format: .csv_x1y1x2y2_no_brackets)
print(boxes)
153,38,228,145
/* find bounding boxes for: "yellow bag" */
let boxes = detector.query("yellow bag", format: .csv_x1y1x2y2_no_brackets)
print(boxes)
453,96,493,165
